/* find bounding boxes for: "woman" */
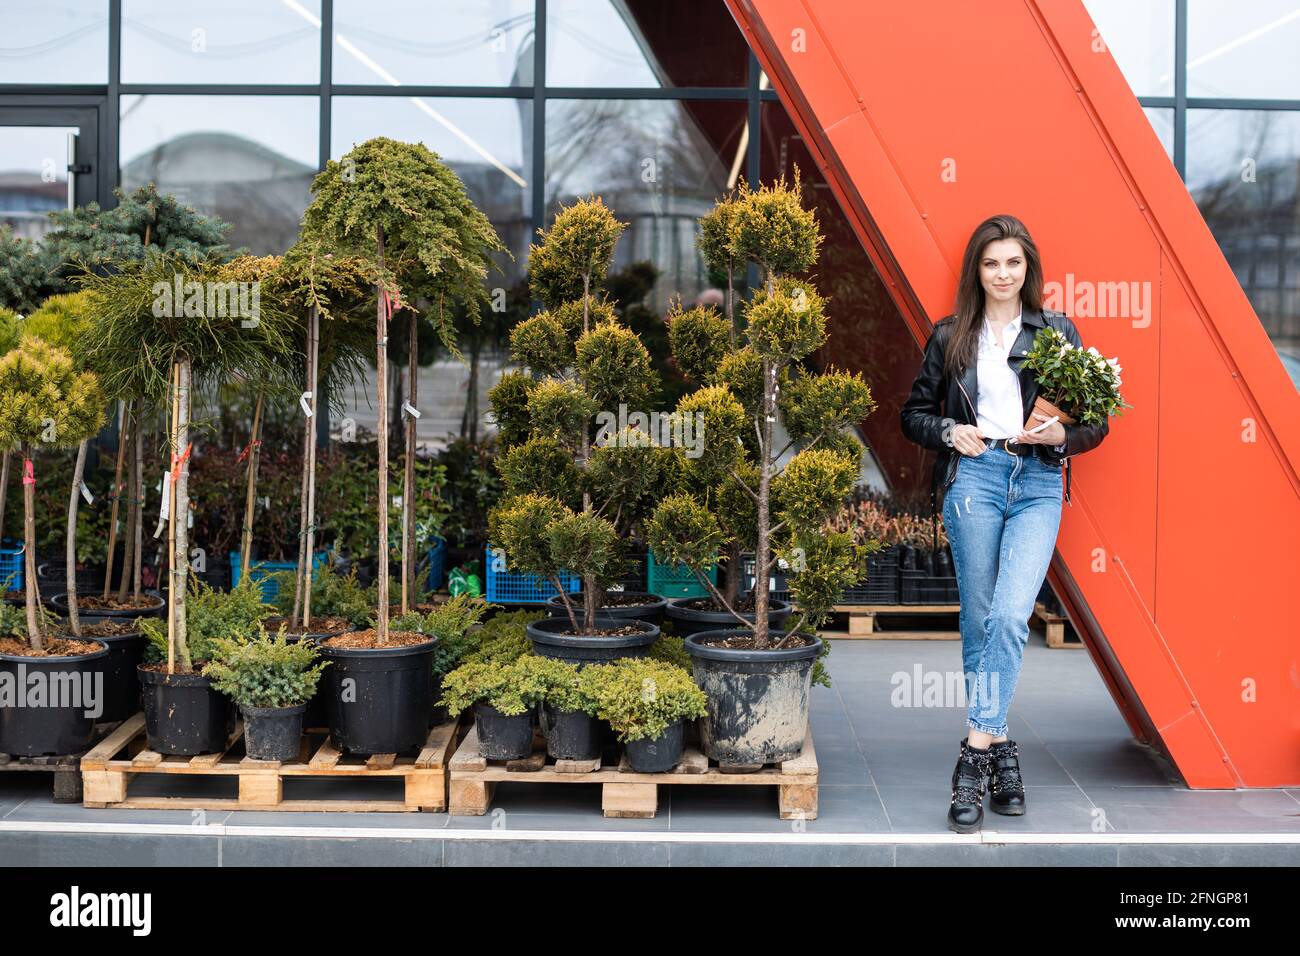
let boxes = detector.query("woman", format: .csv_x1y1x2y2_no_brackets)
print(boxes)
900,214,1108,832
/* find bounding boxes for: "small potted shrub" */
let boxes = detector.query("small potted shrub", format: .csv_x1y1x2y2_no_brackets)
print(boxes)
268,562,371,639
581,658,706,772
203,626,329,762
137,575,273,755
516,654,601,761
439,658,540,761
392,593,496,726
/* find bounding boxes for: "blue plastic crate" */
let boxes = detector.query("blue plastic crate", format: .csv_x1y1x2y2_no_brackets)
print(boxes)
0,545,23,593
424,536,447,593
484,544,580,604
230,551,326,601
646,552,717,600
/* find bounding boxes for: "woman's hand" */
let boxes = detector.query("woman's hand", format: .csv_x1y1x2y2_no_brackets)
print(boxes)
949,423,987,457
1015,413,1067,446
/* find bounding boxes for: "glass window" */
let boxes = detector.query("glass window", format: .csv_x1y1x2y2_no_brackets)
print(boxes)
546,98,745,312
121,0,321,85
1144,106,1174,160
333,0,534,87
0,127,78,240
331,96,532,284
1188,108,1300,387
119,95,319,254
546,0,748,88
1188,0,1300,100
0,0,108,84
1082,0,1175,97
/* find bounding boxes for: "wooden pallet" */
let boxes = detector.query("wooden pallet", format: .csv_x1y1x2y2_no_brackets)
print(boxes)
828,604,961,640
79,712,465,812
448,723,818,820
0,721,124,803
1033,602,1084,649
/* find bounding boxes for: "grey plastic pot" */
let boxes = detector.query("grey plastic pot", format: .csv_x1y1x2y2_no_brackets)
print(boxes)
685,629,822,767
623,719,684,772
241,703,307,762
664,597,791,638
525,615,659,666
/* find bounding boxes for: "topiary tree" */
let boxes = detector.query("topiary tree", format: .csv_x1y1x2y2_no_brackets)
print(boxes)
297,137,505,639
487,198,675,630
77,252,291,671
646,174,879,649
0,339,105,648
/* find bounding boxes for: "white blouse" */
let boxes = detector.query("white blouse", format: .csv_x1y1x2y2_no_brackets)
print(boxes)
975,310,1025,440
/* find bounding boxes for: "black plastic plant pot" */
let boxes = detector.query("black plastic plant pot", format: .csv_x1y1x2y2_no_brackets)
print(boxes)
96,632,147,724
0,640,109,757
685,630,822,767
664,597,792,638
539,702,601,761
623,720,684,773
473,701,534,760
241,703,307,762
525,616,659,666
51,591,166,620
138,666,236,756
316,637,437,755
545,592,668,627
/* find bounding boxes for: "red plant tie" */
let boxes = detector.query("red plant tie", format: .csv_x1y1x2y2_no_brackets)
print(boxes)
21,459,34,486
236,440,262,464
170,442,193,479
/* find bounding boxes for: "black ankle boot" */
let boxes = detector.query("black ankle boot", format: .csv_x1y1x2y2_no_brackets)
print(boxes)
947,738,992,833
987,739,1026,815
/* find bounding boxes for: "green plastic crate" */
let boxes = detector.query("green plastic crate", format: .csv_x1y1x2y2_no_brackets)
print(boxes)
646,552,717,599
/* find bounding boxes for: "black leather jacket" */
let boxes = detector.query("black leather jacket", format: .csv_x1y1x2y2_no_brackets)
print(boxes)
900,306,1109,515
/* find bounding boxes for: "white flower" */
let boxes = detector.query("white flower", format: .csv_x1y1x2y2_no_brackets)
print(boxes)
1087,346,1100,357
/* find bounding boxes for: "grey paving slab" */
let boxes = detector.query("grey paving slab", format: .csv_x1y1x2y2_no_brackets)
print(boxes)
1091,787,1300,833
877,784,1103,833
668,783,889,834
0,831,221,866
224,809,451,830
897,843,1118,866
1041,740,1183,788
1116,843,1300,866
444,838,670,866
446,806,673,831
668,841,896,866
220,835,443,866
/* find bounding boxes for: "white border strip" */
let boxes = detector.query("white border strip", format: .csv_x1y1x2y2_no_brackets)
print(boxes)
1,821,1298,846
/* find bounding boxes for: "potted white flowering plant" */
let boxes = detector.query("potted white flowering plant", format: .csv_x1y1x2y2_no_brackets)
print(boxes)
1023,326,1129,429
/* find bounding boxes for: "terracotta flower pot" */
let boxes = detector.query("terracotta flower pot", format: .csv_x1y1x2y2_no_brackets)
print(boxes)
1025,395,1076,431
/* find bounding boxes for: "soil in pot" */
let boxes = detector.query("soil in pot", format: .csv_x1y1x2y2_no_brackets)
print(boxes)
265,615,354,638
60,619,146,724
473,701,534,760
623,720,684,772
525,616,659,666
53,592,165,619
317,630,437,755
241,703,307,761
685,629,821,767
0,638,109,756
138,663,236,756
664,596,791,638
539,702,600,761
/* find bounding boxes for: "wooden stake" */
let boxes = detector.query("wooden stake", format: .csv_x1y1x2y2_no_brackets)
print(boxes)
239,391,264,582
102,399,129,601
166,363,179,674
376,225,389,645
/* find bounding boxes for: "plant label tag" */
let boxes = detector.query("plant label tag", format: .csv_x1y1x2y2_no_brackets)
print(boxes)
401,401,421,420
80,482,94,505
300,391,313,417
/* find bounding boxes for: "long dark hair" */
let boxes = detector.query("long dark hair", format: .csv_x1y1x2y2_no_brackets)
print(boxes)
943,214,1044,378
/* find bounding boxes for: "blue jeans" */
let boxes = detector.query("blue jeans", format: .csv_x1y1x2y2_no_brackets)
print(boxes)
940,441,1063,737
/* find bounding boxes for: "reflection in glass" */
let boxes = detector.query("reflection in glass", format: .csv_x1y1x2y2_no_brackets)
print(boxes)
1188,109,1300,387
121,0,320,84
546,0,747,88
0,1,108,84
1188,1,1300,100
0,127,76,240
1082,0,1175,96
546,99,744,312
119,95,319,254
333,0,534,87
